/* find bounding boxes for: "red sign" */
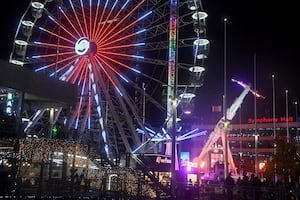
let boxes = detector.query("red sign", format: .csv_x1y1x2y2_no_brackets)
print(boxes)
156,156,172,164
248,116,294,124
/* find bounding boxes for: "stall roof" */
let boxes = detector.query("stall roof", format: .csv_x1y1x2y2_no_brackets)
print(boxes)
0,59,77,107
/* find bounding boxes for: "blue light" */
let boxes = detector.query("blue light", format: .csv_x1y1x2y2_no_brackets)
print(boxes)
104,0,108,9
131,68,141,73
35,65,49,72
120,75,129,83
121,0,130,10
131,55,144,59
58,6,64,14
134,42,145,46
75,118,79,129
138,11,152,21
115,87,123,96
38,27,46,31
69,0,74,9
112,0,118,10
80,0,84,9
48,15,55,22
49,72,56,77
136,29,146,34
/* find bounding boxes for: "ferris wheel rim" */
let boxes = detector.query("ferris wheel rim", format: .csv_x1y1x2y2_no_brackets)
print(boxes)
8,0,209,159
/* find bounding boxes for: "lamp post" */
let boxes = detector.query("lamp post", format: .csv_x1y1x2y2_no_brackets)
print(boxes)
223,17,229,178
272,74,277,183
272,75,276,139
295,101,298,122
286,90,289,143
254,54,258,177
254,134,259,176
142,82,146,143
296,101,299,146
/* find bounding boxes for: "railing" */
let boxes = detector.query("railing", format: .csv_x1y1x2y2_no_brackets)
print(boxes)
1,177,300,200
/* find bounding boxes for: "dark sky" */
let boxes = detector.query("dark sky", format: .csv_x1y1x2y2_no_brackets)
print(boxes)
0,1,31,60
1,0,299,124
196,0,300,123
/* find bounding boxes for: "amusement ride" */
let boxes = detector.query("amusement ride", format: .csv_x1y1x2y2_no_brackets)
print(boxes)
0,2,270,196
8,0,209,169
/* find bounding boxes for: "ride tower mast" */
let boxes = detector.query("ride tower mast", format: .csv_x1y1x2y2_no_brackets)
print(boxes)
167,0,179,197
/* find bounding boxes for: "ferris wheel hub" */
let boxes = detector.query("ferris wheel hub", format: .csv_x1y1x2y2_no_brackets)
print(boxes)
75,37,90,55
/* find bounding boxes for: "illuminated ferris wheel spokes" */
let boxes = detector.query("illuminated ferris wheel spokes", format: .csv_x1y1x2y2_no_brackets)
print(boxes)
9,0,208,161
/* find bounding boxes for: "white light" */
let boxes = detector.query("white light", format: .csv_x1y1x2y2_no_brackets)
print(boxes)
193,38,209,46
189,5,197,10
15,40,28,46
165,118,182,122
22,20,34,27
179,93,196,99
75,37,90,55
22,118,30,122
10,59,24,66
32,2,44,9
193,39,210,59
189,66,205,73
192,12,208,20
184,110,192,114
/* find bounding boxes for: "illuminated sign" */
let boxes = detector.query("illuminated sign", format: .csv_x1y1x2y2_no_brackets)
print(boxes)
136,155,171,171
6,92,13,116
259,162,266,171
156,156,172,164
248,116,294,124
180,152,190,166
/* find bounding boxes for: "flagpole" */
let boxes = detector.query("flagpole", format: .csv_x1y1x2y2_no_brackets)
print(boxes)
295,101,299,144
285,89,291,182
223,17,228,178
286,90,289,143
272,75,276,139
254,54,258,177
272,74,277,183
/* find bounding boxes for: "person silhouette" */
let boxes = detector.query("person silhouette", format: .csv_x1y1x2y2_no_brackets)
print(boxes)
224,172,235,200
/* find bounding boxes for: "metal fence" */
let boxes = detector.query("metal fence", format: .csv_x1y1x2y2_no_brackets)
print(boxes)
1,175,300,199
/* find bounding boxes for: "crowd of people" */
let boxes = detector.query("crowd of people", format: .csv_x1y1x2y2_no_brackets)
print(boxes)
180,172,299,200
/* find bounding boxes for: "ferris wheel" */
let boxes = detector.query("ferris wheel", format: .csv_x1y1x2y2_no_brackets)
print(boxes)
9,0,209,161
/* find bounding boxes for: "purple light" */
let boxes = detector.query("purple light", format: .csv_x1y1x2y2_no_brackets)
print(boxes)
187,165,191,172
232,78,265,99
184,110,192,114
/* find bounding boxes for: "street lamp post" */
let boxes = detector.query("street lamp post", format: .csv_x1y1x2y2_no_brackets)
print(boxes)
272,75,276,139
286,90,289,143
272,74,277,183
296,101,299,146
295,101,298,122
254,134,259,177
254,54,258,177
223,17,229,178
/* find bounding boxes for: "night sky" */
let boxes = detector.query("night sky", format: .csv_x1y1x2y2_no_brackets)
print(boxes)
0,0,299,125
195,0,300,124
